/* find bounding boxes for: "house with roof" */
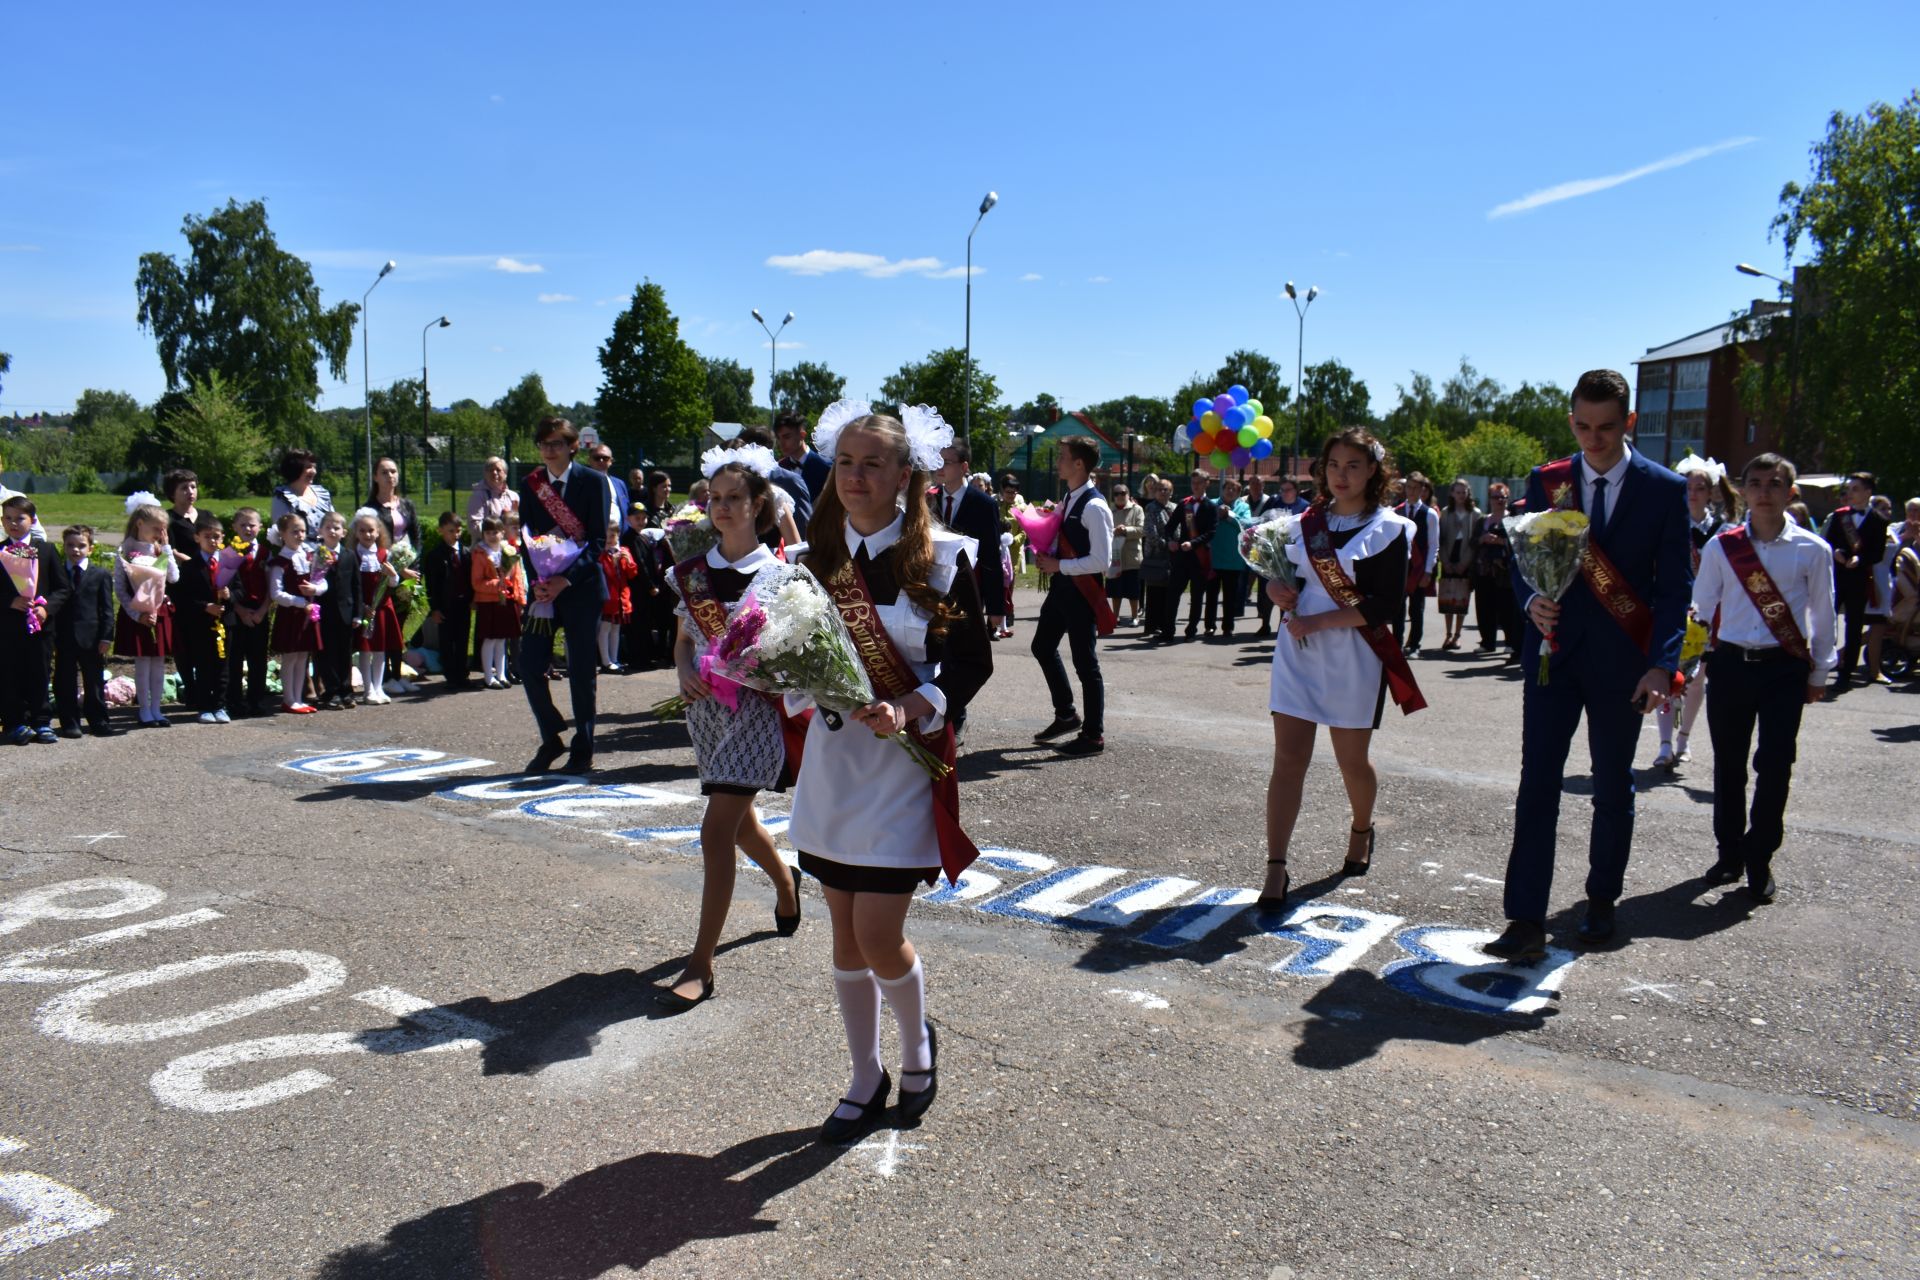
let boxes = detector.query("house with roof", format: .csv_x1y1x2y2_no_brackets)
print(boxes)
1632,300,1790,475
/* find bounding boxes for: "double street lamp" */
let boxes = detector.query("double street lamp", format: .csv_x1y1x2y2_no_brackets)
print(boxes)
752,308,794,420
422,316,450,506
1285,280,1319,475
963,191,997,452
361,260,395,503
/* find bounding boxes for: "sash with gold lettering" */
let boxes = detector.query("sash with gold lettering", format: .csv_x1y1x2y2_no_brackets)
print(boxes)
525,467,588,543
824,556,979,884
1715,526,1812,664
671,557,808,777
1298,506,1427,715
1536,457,1655,656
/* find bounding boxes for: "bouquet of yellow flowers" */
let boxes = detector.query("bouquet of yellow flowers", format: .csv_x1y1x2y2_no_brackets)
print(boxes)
1503,508,1589,686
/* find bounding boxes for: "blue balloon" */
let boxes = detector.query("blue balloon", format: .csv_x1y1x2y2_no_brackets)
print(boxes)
1212,393,1236,416
1185,419,1205,440
1229,405,1253,429
1251,438,1274,459
1229,384,1250,406
1192,398,1212,419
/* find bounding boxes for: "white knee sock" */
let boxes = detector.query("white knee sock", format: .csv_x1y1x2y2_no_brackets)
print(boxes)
139,657,163,718
367,651,387,693
1679,676,1707,740
832,966,884,1120
1657,700,1675,748
481,639,501,681
598,620,619,665
877,958,931,1075
282,653,307,706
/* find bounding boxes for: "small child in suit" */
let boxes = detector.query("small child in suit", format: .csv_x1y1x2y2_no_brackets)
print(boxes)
173,512,232,724
224,507,272,718
54,525,115,737
1,495,70,744
422,510,473,690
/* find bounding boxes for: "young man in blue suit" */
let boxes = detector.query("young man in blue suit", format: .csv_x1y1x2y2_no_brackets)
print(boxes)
517,416,613,775
1485,370,1692,962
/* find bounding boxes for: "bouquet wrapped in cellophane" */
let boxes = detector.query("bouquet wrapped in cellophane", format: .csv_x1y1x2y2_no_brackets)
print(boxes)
1503,508,1590,685
386,539,419,603
663,503,717,564
521,534,585,635
0,543,45,635
1240,515,1309,648
120,547,173,637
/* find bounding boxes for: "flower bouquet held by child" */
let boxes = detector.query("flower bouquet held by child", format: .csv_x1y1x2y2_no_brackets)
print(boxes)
521,533,586,635
664,503,717,564
1241,515,1309,648
0,541,45,635
1504,507,1590,685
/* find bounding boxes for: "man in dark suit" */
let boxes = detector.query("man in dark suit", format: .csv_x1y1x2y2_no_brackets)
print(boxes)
933,439,1008,643
54,525,115,737
0,496,70,745
518,416,613,774
1821,471,1889,684
1163,469,1218,641
1485,370,1692,962
775,411,832,503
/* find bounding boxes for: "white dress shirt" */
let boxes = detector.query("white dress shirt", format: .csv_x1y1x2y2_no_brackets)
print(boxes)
1692,518,1838,684
1405,502,1440,574
1054,481,1114,577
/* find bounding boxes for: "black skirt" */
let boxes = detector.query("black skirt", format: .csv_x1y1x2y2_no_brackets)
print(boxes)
797,851,937,895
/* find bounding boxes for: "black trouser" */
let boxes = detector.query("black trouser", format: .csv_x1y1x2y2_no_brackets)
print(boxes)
177,611,227,712
1255,577,1275,630
1142,568,1172,637
438,605,473,687
0,624,52,730
1167,551,1207,637
1406,593,1428,649
54,637,108,730
316,619,356,701
1473,576,1516,651
1032,582,1103,736
1835,586,1868,678
225,618,269,713
1705,646,1809,872
1203,569,1244,633
520,593,601,750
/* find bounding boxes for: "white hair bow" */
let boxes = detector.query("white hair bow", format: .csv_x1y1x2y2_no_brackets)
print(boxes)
810,399,874,462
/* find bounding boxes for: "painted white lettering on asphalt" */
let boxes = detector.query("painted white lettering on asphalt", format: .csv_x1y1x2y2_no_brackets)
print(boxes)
37,951,349,1045
0,878,168,938
350,987,505,1054
1262,904,1403,979
0,1144,113,1259
0,910,225,985
280,748,491,783
1382,926,1576,1017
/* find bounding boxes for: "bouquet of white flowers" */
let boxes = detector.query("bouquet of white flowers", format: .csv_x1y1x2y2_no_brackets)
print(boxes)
1504,508,1590,686
663,503,717,564
1241,515,1308,648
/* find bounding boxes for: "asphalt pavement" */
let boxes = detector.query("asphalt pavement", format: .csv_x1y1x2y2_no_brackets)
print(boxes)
1,588,1915,1279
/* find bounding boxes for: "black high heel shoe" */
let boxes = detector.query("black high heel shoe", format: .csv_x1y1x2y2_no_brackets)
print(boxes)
1256,859,1291,912
775,874,802,937
897,1024,937,1122
819,1070,891,1144
1341,826,1376,877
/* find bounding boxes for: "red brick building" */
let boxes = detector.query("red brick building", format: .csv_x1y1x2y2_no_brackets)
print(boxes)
1632,300,1790,474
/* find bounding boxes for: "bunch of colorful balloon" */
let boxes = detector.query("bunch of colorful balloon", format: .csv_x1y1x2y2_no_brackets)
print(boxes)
1176,385,1276,469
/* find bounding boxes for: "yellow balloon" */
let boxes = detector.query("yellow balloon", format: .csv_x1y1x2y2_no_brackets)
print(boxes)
1254,415,1274,438
1201,410,1221,432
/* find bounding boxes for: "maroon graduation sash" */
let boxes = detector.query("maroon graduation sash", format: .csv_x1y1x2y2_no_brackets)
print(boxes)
1298,506,1426,715
1537,457,1655,656
1072,574,1118,635
672,557,809,773
825,555,979,885
1716,527,1812,664
525,468,588,543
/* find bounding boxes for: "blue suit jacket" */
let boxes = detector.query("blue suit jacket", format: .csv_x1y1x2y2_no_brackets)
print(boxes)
947,484,1007,612
1512,450,1691,679
518,462,612,608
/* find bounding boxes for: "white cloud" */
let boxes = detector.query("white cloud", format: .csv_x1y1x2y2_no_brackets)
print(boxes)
1088,275,1112,284
0,243,41,253
489,93,505,105
927,265,983,280
495,256,545,274
1020,272,1043,282
762,340,806,350
537,293,577,303
1488,136,1758,218
593,295,627,307
765,249,955,279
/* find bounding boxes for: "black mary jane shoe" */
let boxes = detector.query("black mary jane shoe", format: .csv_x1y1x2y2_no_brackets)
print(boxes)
897,1025,938,1123
774,876,803,937
654,976,715,1013
1341,826,1376,877
1256,859,1291,912
820,1071,891,1144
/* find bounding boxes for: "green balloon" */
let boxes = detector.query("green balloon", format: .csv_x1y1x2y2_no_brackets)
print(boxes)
1246,399,1262,418
1237,425,1258,447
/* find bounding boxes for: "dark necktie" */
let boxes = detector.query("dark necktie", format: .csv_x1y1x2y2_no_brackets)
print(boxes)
1590,477,1610,542
945,494,956,526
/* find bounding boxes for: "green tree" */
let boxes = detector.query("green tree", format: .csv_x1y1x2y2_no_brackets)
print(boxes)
772,360,848,422
1493,381,1571,452
492,372,554,457
1756,92,1920,488
1455,421,1546,480
1081,395,1177,449
1389,422,1458,488
1382,371,1439,439
1172,350,1290,427
878,347,1005,457
703,356,758,424
134,200,357,432
70,389,150,473
160,372,270,497
1012,392,1063,426
596,280,708,463
1297,359,1373,442
0,353,9,398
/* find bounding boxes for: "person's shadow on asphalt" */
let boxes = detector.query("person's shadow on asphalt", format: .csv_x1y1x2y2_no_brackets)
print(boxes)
1585,876,1757,947
1291,967,1554,1071
314,1125,845,1279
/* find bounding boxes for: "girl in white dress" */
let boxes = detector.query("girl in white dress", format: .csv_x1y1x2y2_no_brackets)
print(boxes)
657,450,804,1012
791,404,992,1143
1260,428,1418,908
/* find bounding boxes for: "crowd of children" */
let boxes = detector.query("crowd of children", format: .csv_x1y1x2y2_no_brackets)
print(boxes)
0,469,680,739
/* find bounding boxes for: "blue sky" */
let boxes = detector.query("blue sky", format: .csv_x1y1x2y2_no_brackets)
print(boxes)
4,1,1915,434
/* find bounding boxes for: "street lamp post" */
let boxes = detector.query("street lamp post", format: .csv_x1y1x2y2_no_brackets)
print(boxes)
963,191,998,455
422,316,449,509
1284,280,1319,478
1736,262,1793,292
1736,263,1801,457
361,260,394,505
752,308,794,422
1123,432,1135,496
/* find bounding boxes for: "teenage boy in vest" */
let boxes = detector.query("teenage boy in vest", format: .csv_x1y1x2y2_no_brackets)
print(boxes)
1031,436,1114,756
1692,453,1836,903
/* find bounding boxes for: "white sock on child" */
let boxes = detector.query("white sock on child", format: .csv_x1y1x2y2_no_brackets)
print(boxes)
877,958,932,1076
282,653,307,707
367,652,387,694
598,620,619,666
832,966,884,1121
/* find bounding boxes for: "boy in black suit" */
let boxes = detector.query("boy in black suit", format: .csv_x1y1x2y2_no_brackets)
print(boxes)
313,510,362,709
223,507,272,718
422,510,473,690
1822,471,1890,684
0,495,70,745
54,525,115,737
172,512,232,724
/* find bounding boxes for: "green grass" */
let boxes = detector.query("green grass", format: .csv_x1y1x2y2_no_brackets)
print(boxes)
31,493,279,534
